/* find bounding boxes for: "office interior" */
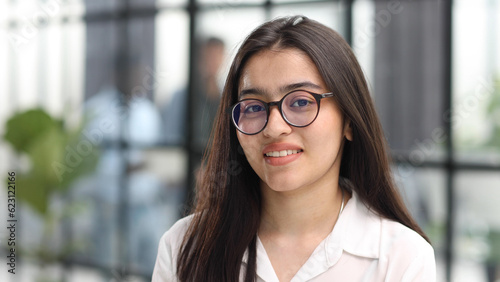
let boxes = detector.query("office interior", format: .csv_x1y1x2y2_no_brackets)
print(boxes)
0,0,499,281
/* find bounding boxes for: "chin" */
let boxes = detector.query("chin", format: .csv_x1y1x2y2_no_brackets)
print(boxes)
266,186,301,194
262,177,305,193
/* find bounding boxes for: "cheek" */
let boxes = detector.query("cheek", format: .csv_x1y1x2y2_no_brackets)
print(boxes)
307,128,338,156
237,133,258,162
308,111,344,151
236,132,247,151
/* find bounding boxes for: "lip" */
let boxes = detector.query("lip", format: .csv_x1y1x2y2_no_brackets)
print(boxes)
262,143,302,154
262,143,303,166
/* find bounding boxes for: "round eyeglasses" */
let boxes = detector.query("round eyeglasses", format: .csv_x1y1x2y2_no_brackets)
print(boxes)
230,90,335,135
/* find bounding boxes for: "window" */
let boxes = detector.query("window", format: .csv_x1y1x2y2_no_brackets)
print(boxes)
0,1,498,281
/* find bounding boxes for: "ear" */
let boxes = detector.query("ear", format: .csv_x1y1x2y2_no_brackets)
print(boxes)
344,119,353,141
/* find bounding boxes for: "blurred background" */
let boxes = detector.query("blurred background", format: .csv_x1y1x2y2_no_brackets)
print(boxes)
0,0,499,281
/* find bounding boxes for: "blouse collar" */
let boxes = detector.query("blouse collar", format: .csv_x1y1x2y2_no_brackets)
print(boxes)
242,190,382,281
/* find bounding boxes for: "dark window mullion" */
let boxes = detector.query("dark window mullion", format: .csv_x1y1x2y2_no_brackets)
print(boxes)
184,0,198,216
442,0,454,281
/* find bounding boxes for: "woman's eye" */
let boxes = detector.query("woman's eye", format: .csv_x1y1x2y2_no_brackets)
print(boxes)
244,104,265,113
291,99,311,107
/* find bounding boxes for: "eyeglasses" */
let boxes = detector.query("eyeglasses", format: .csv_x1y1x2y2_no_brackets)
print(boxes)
230,90,335,135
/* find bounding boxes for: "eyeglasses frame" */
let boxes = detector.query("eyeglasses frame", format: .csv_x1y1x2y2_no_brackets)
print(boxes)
229,90,335,135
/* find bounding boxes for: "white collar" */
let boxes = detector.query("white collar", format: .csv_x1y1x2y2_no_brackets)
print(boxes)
243,191,382,281
335,190,381,259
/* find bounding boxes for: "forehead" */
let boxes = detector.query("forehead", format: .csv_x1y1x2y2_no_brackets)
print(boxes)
238,48,326,98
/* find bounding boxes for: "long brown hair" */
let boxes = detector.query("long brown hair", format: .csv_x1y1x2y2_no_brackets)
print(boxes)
177,15,429,282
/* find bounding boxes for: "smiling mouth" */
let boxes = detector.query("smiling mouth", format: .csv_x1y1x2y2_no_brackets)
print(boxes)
264,149,303,157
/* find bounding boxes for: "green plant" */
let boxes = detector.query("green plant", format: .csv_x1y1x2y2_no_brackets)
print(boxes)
3,108,99,264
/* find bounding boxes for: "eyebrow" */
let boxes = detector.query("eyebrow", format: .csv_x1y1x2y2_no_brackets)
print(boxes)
239,81,323,99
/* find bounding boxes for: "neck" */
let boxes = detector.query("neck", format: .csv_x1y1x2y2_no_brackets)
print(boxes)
259,180,344,238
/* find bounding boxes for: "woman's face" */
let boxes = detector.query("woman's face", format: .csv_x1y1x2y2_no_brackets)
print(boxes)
236,48,352,193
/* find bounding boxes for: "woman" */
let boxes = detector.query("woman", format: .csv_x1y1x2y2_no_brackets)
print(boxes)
153,16,435,282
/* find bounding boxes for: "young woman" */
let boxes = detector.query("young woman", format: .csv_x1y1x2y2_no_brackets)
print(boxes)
153,16,436,282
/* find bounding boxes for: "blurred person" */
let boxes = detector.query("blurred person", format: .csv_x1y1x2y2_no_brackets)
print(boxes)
162,37,226,147
85,54,162,145
153,16,435,281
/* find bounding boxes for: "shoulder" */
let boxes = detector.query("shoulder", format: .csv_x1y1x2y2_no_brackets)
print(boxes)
160,214,194,249
378,218,436,281
338,191,436,280
379,218,433,257
346,191,434,261
152,215,194,282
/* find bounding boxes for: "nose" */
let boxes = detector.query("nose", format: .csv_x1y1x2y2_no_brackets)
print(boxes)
262,106,292,138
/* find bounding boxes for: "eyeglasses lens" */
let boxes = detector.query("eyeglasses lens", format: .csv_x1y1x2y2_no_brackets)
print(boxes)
232,91,319,134
282,91,318,127
232,100,267,134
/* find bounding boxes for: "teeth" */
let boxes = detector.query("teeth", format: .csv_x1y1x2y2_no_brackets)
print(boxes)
265,149,302,157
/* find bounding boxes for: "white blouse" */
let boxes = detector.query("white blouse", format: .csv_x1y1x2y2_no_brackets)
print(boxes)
152,191,436,281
